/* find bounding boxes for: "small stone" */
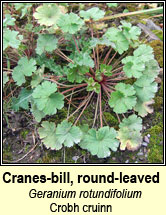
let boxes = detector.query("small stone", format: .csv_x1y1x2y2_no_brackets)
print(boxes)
147,134,151,138
112,157,116,161
125,160,129,163
142,142,148,147
144,136,150,144
139,156,144,161
137,152,144,156
135,161,138,163
72,156,79,161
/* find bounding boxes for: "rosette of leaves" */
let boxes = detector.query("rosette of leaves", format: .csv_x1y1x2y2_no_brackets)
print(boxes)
79,127,119,158
117,114,142,151
57,12,84,34
86,77,100,94
109,83,136,114
80,7,105,21
34,3,63,27
32,81,64,116
95,64,112,81
100,64,112,77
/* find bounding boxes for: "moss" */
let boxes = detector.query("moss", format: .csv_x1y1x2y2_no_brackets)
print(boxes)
149,40,163,67
152,30,163,41
20,129,29,139
158,81,163,97
103,112,118,128
144,112,163,163
153,81,163,110
153,96,163,110
41,150,62,163
3,143,12,161
53,108,68,124
126,3,138,12
123,78,136,85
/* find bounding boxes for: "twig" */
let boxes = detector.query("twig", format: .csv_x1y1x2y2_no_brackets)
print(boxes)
107,51,118,65
93,93,100,128
99,89,103,128
103,47,112,64
73,35,80,53
74,92,94,125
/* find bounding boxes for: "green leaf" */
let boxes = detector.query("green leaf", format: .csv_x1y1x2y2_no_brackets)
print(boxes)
104,27,129,54
36,34,58,55
56,120,82,147
79,126,119,158
34,4,62,26
31,65,45,88
72,51,94,68
89,37,115,48
133,44,154,62
67,66,86,83
117,114,142,151
120,21,141,41
107,3,118,7
119,114,142,131
12,57,36,86
31,100,46,122
80,7,105,21
100,64,112,76
134,99,154,117
32,81,57,98
3,29,22,51
32,81,64,115
3,14,15,27
118,127,142,151
12,88,32,111
3,73,9,87
122,56,145,78
38,121,62,150
109,83,136,113
14,3,32,18
57,13,84,34
35,54,65,77
134,75,158,102
143,59,159,80
86,77,101,94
